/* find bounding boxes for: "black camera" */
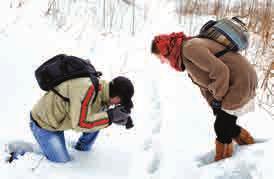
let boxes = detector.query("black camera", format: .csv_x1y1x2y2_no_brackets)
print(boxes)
120,103,134,130
125,116,134,129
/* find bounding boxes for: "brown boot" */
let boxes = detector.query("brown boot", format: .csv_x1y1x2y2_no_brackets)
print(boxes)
215,140,233,161
233,128,255,145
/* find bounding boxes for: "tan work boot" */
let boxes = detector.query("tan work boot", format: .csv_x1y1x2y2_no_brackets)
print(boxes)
233,128,255,145
215,140,233,161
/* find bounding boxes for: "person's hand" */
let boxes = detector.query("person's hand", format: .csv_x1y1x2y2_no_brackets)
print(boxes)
107,106,130,126
211,99,222,116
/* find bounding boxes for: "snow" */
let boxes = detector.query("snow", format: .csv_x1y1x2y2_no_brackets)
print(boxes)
0,0,273,179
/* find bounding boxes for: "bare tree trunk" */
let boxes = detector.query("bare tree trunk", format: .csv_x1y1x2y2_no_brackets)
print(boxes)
179,0,183,24
122,0,133,6
109,0,118,32
132,0,135,35
46,0,56,15
213,0,221,18
144,1,148,21
103,0,106,29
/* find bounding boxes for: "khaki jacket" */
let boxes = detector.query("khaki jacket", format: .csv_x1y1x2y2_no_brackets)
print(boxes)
182,38,258,110
31,78,110,132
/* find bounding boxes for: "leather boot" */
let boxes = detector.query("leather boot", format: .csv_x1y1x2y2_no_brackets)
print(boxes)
233,127,254,145
215,140,233,161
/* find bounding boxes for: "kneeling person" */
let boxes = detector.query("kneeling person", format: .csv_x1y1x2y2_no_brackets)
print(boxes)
29,75,134,163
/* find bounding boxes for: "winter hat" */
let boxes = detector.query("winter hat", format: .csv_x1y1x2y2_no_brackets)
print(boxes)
109,76,134,110
152,32,192,71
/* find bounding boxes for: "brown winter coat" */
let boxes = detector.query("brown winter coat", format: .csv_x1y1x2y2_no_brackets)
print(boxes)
182,38,258,110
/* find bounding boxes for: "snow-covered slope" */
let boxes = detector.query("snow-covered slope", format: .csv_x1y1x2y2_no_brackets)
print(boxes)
0,1,273,179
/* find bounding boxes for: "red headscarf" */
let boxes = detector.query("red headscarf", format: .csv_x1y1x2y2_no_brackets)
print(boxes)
153,32,192,71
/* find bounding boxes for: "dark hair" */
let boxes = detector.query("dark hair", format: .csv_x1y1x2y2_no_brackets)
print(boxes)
109,76,134,112
151,39,160,55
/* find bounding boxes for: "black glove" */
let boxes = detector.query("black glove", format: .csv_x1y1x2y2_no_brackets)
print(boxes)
107,106,130,126
125,116,134,129
211,99,222,116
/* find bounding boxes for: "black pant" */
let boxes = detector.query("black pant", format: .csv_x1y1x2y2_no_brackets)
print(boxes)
214,110,241,144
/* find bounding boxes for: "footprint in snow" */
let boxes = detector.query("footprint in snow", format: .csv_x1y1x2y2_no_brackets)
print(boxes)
148,152,161,174
143,138,153,151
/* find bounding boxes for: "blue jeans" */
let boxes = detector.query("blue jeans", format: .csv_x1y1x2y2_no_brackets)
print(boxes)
30,115,99,163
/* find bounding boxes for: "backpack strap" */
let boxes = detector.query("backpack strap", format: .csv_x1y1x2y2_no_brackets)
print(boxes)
51,88,70,102
89,71,102,104
197,34,232,58
214,48,231,58
89,75,99,104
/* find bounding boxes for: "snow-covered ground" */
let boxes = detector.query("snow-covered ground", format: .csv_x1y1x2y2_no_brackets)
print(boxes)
0,1,273,179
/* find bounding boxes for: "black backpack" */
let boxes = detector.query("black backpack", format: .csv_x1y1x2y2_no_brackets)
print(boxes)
35,54,102,103
198,16,249,58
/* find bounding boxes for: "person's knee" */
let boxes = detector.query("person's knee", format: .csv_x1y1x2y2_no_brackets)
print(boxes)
48,158,71,163
46,153,71,163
